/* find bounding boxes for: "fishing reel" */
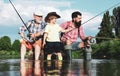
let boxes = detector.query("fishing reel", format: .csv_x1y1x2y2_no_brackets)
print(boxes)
87,37,95,45
28,38,36,43
21,36,35,43
27,33,42,43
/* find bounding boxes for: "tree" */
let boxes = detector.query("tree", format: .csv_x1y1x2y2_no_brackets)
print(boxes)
96,11,114,43
0,36,11,51
11,39,20,52
113,6,120,38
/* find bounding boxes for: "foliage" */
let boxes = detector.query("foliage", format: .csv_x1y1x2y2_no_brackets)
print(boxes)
72,51,83,59
11,39,20,52
0,36,11,51
0,50,20,59
96,11,115,43
113,6,120,38
92,40,120,59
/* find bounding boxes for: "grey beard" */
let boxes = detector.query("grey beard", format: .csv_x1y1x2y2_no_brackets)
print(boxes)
34,20,42,24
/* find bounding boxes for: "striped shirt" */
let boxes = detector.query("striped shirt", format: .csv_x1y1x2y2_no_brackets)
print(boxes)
60,21,86,42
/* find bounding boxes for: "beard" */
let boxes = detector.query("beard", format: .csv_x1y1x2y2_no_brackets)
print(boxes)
74,21,81,28
34,19,42,24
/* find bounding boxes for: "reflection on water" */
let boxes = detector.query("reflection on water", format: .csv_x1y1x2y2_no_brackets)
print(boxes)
0,59,120,76
44,60,63,76
20,60,43,76
0,59,20,76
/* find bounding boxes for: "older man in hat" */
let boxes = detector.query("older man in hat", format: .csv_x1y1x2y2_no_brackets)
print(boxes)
43,12,74,60
19,11,46,61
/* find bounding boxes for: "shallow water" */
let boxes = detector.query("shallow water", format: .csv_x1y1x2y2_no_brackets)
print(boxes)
0,59,120,76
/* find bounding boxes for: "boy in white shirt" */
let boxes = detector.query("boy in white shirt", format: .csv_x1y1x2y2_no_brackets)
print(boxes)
43,12,74,60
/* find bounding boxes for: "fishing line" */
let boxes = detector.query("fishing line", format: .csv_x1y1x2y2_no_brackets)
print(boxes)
83,2,120,40
82,1,120,25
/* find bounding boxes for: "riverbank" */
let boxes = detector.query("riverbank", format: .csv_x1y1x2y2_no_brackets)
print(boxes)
0,50,20,59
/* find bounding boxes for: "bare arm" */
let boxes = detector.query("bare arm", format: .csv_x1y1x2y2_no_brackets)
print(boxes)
20,32,24,38
43,32,48,46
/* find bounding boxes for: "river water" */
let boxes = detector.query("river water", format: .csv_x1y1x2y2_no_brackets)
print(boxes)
0,59,120,76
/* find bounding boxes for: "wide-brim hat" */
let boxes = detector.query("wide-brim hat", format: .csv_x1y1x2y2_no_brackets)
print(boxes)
45,12,60,22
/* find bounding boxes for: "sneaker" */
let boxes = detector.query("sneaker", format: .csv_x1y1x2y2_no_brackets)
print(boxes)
47,55,51,60
58,56,63,61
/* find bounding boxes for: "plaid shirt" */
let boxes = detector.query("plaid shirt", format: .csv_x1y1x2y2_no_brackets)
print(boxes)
60,21,86,42
19,20,46,38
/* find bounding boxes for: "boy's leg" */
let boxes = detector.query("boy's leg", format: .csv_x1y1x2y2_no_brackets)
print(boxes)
79,41,85,48
47,54,52,60
57,52,63,60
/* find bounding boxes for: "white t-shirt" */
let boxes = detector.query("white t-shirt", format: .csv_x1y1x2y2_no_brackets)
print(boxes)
45,23,62,42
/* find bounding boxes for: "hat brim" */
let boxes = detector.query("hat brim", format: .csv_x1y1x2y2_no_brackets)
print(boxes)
54,14,60,18
47,13,60,19
45,12,61,22
34,14,43,17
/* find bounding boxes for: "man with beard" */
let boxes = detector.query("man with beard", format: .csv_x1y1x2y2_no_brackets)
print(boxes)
19,11,46,61
60,11,92,52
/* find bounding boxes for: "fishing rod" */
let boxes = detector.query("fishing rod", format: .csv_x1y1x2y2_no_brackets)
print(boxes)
68,1,120,33
87,2,120,41
85,36,120,45
92,36,120,40
88,36,120,44
9,0,30,33
81,2,120,25
67,1,120,41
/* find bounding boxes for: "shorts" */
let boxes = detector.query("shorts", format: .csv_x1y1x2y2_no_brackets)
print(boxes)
71,42,80,50
20,39,42,50
44,41,64,54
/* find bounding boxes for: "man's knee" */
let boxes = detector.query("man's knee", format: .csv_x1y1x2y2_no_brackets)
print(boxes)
66,39,72,45
79,42,85,48
33,40,42,48
34,44,40,48
21,43,26,48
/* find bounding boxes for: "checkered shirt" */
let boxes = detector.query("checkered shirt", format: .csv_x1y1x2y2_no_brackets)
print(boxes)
60,21,86,42
19,20,46,37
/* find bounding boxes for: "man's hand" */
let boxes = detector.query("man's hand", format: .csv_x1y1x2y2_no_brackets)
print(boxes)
20,37,28,42
87,36,92,40
86,36,94,44
20,32,29,42
30,33,36,39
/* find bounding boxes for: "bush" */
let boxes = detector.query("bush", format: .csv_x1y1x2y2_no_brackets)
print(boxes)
0,50,20,59
92,40,120,59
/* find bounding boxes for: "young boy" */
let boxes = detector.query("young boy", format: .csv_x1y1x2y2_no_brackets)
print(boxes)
43,12,74,60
